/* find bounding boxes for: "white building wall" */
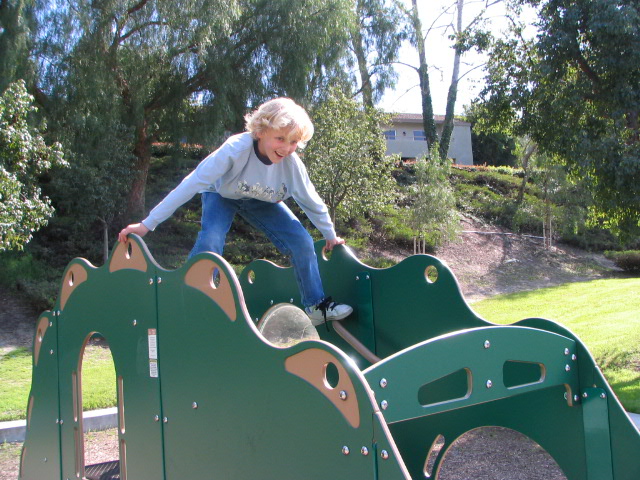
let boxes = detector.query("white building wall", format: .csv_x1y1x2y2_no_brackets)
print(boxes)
384,119,474,165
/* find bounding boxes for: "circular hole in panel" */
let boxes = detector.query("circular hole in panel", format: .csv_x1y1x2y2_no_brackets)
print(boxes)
323,362,340,389
425,265,439,284
126,241,133,259
211,267,221,289
247,270,256,284
68,271,75,287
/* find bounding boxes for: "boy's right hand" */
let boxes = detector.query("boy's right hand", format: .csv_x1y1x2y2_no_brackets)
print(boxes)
118,223,150,243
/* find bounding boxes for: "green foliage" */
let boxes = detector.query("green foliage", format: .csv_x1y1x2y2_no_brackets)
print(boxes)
478,0,640,237
604,251,640,273
304,88,397,227
407,145,460,247
0,80,66,251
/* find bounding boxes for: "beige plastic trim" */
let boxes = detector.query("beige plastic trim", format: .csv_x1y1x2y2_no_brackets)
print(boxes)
60,264,88,311
184,259,237,321
33,316,50,367
285,348,360,428
109,239,148,273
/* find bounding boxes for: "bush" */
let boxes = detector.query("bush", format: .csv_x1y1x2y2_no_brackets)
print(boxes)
604,251,640,273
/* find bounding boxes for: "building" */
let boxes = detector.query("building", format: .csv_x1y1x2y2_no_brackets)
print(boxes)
384,113,473,165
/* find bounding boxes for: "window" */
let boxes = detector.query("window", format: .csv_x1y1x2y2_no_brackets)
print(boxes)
384,130,396,140
413,130,427,141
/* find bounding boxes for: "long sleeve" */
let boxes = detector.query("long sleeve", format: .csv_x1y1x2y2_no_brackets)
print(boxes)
141,135,247,230
289,156,337,241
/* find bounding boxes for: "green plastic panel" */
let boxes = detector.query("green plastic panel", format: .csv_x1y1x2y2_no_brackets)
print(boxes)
19,238,640,480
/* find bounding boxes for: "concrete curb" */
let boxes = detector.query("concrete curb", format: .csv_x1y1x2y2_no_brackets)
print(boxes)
2,409,639,444
1,407,117,443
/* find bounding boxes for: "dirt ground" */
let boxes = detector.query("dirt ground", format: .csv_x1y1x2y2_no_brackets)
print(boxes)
0,218,622,479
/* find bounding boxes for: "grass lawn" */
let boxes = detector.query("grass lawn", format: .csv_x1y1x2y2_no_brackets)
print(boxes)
472,277,640,414
0,344,116,422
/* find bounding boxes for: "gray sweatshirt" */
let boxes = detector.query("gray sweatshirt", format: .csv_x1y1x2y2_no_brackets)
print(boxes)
142,132,337,240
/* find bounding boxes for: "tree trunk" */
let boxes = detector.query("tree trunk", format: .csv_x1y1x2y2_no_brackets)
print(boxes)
516,141,538,205
439,0,464,160
351,21,374,110
411,0,437,147
127,120,152,220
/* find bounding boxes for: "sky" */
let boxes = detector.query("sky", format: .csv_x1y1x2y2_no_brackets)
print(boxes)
378,0,537,116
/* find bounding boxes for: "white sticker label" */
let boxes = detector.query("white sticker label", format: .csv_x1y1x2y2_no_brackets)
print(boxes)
149,359,158,378
148,329,158,360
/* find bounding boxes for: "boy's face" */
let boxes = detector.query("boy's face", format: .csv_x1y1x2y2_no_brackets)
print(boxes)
256,128,300,164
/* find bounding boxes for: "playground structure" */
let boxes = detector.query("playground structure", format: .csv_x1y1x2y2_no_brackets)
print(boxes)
19,235,640,479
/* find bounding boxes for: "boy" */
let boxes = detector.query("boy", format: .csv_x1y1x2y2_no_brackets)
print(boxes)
118,97,353,325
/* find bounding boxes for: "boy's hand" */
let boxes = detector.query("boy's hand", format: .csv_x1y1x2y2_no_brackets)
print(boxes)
325,237,345,251
118,223,149,243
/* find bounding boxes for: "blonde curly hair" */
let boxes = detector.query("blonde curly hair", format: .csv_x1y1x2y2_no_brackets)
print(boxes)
244,98,314,147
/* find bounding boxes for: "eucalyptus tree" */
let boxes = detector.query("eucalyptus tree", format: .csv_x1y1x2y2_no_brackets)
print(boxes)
349,0,407,109
33,0,353,222
403,0,497,157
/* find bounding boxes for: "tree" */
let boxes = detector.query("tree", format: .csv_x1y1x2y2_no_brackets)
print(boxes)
32,0,354,221
0,0,34,92
403,0,496,158
408,144,460,248
0,80,66,251
480,0,640,236
303,88,397,225
349,0,406,109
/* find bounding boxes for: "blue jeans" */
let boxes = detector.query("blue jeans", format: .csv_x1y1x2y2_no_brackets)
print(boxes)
189,192,325,308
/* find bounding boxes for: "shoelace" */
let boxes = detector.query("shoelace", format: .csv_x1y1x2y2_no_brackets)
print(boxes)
316,296,337,331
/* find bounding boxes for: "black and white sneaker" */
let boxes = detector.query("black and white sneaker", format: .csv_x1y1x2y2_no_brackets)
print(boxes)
305,297,353,327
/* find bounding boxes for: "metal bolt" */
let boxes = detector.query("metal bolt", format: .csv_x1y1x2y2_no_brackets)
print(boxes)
361,446,369,456
270,300,274,305
49,321,53,327
574,395,579,402
59,419,63,425
582,392,588,398
381,450,389,460
290,298,294,303
56,419,59,424
43,457,47,462
565,364,571,372
163,417,168,423
572,354,577,361
484,340,491,349
149,278,154,285
50,349,54,355
564,348,570,355
132,319,137,326
379,378,388,388
381,400,389,410
356,276,360,280
342,446,350,455
486,380,493,389
154,415,160,422
365,275,370,280
192,402,198,409
157,277,162,284
339,390,348,401
600,393,606,399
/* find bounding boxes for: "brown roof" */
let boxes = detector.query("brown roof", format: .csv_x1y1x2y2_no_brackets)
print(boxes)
390,113,470,126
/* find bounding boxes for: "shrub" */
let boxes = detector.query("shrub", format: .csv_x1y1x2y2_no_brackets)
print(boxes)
604,251,640,273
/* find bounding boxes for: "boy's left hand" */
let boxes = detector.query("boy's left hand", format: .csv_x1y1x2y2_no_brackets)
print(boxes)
325,237,346,251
